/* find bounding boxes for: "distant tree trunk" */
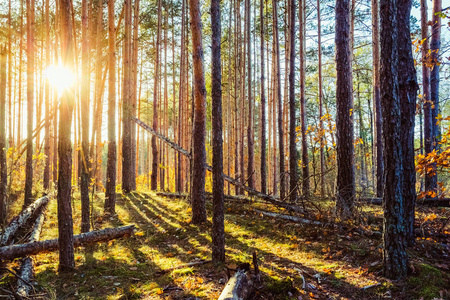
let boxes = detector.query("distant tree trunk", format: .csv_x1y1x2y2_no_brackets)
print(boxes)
273,0,285,200
0,47,7,225
151,0,161,190
288,0,297,202
122,0,134,193
246,0,254,189
398,0,418,246
58,0,75,272
335,0,355,219
421,0,433,195
211,0,225,262
80,0,90,233
298,0,309,197
177,0,186,194
372,0,383,197
24,0,35,206
317,0,324,198
131,0,139,191
105,0,117,214
43,0,51,191
260,0,266,194
189,0,207,223
428,0,441,194
380,0,408,279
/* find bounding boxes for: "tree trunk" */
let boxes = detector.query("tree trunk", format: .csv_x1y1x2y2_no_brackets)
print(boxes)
43,0,51,191
428,0,441,194
211,0,225,263
189,0,207,224
260,0,266,194
24,0,35,206
0,47,7,225
246,0,254,189
397,0,418,246
122,0,134,193
0,225,136,261
80,0,90,233
288,0,297,202
298,0,309,197
273,0,285,200
105,0,117,214
372,0,383,197
380,0,408,279
151,0,161,191
317,0,324,198
58,0,76,271
335,0,355,219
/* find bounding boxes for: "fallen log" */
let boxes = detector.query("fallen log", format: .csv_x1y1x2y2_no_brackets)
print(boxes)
17,208,46,297
360,197,450,207
134,117,294,208
0,196,50,246
253,209,323,226
218,269,254,300
0,225,136,261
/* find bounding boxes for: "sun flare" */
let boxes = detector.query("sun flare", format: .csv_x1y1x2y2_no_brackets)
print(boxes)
44,64,74,96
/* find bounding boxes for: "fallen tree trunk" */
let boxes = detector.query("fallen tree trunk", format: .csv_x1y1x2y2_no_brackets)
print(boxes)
135,117,304,211
0,196,50,246
218,269,254,300
360,197,450,207
253,209,323,226
17,208,46,297
0,225,136,261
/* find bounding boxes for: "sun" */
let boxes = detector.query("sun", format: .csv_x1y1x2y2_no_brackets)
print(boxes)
44,64,74,96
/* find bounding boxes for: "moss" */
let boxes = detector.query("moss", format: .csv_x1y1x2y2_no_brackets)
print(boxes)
407,263,445,300
264,276,296,299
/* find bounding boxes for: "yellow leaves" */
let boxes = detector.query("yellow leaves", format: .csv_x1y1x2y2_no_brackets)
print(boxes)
424,213,437,222
135,231,145,236
349,108,353,116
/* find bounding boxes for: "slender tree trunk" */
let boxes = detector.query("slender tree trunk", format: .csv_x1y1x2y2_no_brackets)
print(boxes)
380,0,407,279
58,0,75,271
428,0,441,194
151,0,161,190
288,0,297,202
211,0,225,262
246,0,254,189
105,0,117,214
335,0,355,219
317,0,324,198
273,0,285,200
79,0,90,233
131,0,139,191
177,0,186,194
298,0,309,197
24,0,35,206
0,47,7,225
189,0,207,223
43,0,50,191
259,0,267,194
421,0,431,195
372,0,383,197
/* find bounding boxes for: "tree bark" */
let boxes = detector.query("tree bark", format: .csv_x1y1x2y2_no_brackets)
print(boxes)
273,0,285,200
43,0,51,191
246,0,254,189
372,0,383,197
218,269,253,300
80,0,90,233
380,0,408,279
58,0,76,271
288,0,297,202
0,225,136,261
24,0,35,206
189,0,207,224
211,0,225,263
0,47,7,225
317,0,324,198
335,0,355,219
0,196,49,247
397,0,418,246
105,0,117,214
260,0,267,194
151,0,161,191
298,0,309,197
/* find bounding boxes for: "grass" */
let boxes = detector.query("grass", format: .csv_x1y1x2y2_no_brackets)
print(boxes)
1,190,449,299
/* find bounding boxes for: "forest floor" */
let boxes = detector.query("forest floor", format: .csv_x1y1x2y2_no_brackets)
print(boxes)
1,190,449,300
